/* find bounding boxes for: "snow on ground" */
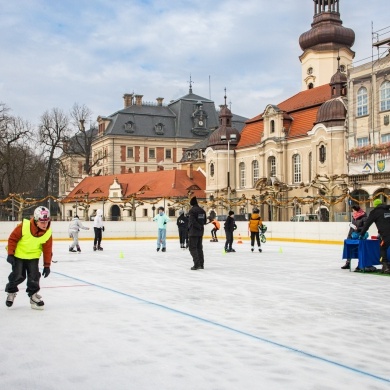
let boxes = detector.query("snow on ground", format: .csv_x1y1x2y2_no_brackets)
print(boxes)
1,238,389,390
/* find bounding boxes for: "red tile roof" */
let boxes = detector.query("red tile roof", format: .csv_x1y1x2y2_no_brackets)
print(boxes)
64,170,206,201
238,85,331,148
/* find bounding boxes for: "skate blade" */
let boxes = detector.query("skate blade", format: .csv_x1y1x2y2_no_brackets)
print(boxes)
31,303,44,310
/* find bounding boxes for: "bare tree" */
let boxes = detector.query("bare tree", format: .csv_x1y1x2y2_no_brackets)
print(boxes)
39,108,70,197
67,103,100,175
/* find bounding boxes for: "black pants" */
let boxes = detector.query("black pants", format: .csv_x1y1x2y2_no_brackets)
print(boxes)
380,235,390,263
94,227,102,247
211,228,218,239
178,227,188,245
189,236,204,268
250,231,260,247
224,229,233,250
5,257,41,297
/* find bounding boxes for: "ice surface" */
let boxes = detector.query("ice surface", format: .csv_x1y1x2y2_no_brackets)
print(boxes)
1,239,389,390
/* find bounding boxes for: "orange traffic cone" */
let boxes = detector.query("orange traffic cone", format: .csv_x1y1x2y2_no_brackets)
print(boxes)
237,234,243,244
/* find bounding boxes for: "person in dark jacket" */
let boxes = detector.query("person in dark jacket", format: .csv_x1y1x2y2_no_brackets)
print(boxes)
224,210,237,253
188,196,207,270
359,199,390,274
176,210,189,249
341,204,367,269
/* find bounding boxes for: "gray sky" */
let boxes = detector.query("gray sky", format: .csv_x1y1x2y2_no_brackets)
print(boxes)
0,0,389,125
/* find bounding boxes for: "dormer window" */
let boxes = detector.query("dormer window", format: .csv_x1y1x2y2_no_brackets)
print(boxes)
154,123,164,135
270,120,275,133
124,121,135,133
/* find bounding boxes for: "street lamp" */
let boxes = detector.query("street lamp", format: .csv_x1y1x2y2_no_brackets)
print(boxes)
220,133,237,203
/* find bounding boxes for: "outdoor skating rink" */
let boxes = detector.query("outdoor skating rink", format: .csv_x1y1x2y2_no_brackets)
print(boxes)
1,238,390,390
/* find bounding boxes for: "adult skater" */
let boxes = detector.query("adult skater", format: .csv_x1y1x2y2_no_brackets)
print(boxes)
5,206,53,310
188,196,207,270
359,199,390,274
224,211,237,253
93,209,104,251
68,215,90,252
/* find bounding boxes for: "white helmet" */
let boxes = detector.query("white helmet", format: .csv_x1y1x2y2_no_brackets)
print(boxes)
34,206,50,222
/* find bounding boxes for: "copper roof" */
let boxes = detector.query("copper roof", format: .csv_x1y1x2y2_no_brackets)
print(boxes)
237,85,331,148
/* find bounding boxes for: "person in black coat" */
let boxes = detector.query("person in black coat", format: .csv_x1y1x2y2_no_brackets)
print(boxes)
341,204,367,269
224,210,237,253
359,199,390,274
176,210,189,249
188,197,207,270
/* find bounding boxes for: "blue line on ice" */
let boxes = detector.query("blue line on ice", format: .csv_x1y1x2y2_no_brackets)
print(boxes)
54,271,390,384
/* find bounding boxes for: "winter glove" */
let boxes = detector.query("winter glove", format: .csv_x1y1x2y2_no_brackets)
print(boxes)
7,255,15,266
163,221,167,225
358,235,363,240
42,267,50,278
102,226,105,232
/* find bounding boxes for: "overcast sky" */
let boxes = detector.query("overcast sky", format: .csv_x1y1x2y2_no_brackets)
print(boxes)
0,0,389,126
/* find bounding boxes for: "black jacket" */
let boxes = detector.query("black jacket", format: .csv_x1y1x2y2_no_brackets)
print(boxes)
224,215,236,232
188,204,206,237
176,214,189,230
347,211,367,239
360,204,390,238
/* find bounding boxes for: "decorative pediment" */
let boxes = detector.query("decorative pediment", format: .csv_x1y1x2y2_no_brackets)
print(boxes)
92,188,104,194
139,185,151,192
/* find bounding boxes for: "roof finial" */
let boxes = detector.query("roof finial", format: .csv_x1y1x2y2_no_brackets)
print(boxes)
337,50,341,71
188,74,193,93
224,87,227,107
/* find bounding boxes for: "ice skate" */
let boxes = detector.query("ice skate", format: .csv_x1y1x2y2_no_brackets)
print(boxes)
69,247,77,252
258,247,262,253
76,246,81,252
6,292,17,307
97,246,103,251
251,247,254,252
93,246,97,251
30,293,44,310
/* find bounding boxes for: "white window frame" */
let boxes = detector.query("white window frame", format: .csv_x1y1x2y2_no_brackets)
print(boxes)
357,87,368,117
380,81,390,112
293,154,301,183
239,162,246,188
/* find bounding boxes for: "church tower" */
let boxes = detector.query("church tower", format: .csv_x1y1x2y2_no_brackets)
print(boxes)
299,0,355,90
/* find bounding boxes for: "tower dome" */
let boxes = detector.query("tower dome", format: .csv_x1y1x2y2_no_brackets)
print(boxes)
315,98,347,127
299,0,355,53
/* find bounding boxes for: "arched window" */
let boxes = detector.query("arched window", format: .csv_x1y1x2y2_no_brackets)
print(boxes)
269,156,276,177
319,145,326,164
252,160,259,186
293,154,301,183
380,81,390,112
270,120,275,133
357,87,368,116
239,162,246,188
210,162,215,177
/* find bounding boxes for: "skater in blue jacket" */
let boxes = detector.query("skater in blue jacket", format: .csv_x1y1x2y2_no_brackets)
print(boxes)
153,207,170,252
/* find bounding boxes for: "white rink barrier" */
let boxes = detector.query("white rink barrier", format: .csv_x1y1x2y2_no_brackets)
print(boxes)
0,221,379,244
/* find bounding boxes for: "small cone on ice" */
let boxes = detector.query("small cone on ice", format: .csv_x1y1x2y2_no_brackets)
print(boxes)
119,251,124,259
279,247,283,253
237,234,243,244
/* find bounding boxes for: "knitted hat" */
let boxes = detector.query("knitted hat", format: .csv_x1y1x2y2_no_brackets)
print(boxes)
190,196,198,206
373,199,382,207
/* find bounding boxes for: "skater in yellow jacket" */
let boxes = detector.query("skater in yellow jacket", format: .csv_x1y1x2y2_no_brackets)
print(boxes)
248,208,263,253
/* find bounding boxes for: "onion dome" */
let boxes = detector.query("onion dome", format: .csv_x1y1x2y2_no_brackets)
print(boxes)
299,1,355,53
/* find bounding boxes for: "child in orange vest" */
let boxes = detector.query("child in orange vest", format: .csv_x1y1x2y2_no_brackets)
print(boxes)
210,218,220,242
248,208,263,252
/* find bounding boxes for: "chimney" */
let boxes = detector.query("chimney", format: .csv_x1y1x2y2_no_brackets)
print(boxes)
135,94,143,106
156,97,164,106
123,93,133,108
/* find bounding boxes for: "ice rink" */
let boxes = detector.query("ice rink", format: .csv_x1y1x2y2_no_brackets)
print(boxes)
1,238,390,390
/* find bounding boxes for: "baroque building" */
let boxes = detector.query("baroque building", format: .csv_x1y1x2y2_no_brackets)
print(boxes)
203,0,355,221
59,85,247,199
